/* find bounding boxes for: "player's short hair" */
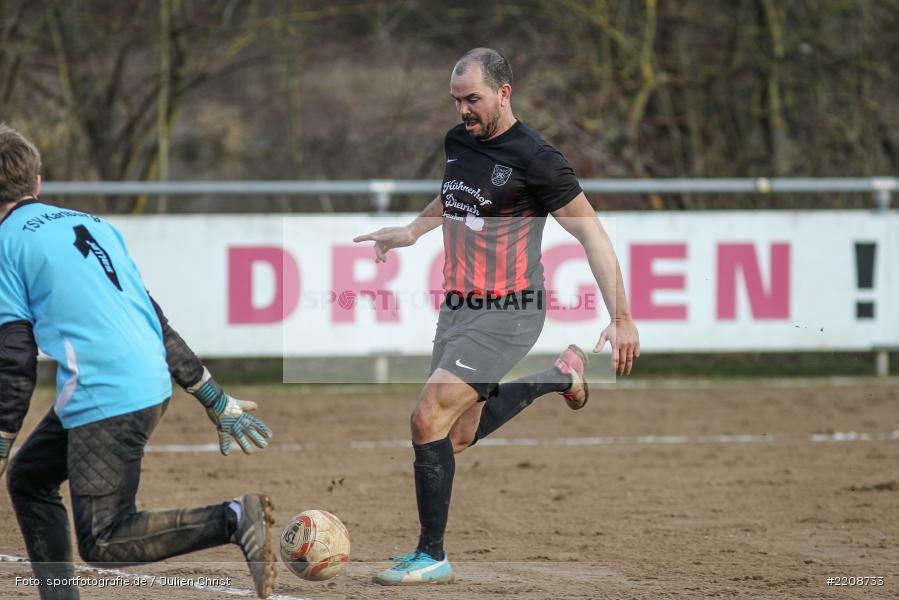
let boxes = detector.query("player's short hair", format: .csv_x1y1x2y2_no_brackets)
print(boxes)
454,48,513,91
0,123,41,205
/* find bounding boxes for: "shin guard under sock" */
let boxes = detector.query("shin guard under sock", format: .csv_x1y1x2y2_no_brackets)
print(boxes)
413,437,455,560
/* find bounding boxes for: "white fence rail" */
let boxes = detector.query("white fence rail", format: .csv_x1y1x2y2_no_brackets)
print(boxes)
41,177,899,212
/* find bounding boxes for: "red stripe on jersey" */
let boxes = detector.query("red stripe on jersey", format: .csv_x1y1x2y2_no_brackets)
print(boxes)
512,214,534,290
491,217,509,294
442,220,454,290
472,231,488,294
454,220,468,292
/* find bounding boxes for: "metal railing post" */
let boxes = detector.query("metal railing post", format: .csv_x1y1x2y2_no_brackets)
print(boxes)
370,180,395,213
872,178,895,212
876,350,890,377
874,189,892,213
374,355,390,383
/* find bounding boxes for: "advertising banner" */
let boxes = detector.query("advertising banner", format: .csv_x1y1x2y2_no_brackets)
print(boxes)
112,211,898,357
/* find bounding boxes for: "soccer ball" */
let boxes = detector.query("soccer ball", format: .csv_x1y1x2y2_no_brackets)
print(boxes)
279,509,351,581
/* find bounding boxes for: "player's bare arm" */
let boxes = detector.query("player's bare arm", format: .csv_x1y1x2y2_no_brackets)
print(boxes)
552,193,640,375
353,194,443,262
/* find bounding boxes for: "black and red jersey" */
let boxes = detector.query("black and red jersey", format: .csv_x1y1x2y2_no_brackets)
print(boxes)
440,121,581,295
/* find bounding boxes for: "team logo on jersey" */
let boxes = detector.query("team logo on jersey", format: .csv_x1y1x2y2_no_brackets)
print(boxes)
491,164,513,186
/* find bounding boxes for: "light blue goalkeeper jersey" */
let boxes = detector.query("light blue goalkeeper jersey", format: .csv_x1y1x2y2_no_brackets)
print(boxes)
0,200,171,428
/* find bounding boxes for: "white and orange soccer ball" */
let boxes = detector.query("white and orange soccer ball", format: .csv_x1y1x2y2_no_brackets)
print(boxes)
279,509,351,581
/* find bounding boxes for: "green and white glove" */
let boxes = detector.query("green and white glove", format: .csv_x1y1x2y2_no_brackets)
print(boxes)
0,431,16,479
188,369,273,456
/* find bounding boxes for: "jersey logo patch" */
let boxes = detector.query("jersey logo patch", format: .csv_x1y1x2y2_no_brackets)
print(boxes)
464,213,485,232
491,164,513,187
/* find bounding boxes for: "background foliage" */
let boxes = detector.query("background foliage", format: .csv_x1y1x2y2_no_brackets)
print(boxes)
1,0,897,212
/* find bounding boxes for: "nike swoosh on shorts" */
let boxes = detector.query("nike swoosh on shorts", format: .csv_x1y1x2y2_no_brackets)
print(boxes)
455,358,477,371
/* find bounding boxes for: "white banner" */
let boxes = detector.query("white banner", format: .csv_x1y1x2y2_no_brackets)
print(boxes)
111,211,899,357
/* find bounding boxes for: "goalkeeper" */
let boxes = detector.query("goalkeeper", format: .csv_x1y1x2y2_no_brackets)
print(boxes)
0,124,275,599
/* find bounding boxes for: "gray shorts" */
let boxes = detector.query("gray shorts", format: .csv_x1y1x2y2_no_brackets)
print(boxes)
430,291,546,400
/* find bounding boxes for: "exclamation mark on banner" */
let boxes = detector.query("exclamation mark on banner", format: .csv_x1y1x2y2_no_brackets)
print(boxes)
855,242,876,319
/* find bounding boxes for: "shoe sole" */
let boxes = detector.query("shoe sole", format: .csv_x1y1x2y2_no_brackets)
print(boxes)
373,575,455,586
565,344,589,410
255,494,277,599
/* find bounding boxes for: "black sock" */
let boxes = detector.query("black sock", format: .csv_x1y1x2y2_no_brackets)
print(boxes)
413,437,455,561
474,367,570,443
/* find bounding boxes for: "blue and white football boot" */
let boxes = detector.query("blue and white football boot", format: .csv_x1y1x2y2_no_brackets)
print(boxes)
374,550,453,585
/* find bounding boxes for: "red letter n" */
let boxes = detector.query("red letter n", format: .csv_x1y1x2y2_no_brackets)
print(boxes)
717,243,790,320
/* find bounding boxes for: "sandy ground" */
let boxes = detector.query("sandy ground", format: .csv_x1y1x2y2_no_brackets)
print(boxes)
2,378,898,599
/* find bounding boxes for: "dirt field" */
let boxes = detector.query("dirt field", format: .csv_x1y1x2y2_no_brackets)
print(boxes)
2,378,898,599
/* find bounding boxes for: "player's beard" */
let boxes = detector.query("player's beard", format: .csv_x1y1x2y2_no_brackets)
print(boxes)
465,111,500,140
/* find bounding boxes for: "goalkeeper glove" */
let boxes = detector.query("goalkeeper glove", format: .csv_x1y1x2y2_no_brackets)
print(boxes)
0,430,16,479
188,369,272,456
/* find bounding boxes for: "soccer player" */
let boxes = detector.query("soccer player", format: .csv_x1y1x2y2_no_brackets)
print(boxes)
354,48,640,585
0,124,276,599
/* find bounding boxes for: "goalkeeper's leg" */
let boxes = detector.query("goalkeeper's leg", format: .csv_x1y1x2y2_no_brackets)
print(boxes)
7,409,80,600
68,401,275,597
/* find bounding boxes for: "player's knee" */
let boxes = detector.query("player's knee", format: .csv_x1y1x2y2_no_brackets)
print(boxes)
77,536,113,566
6,457,33,498
410,405,437,440
411,384,453,437
77,536,98,564
412,381,476,442
78,546,100,566
74,516,119,566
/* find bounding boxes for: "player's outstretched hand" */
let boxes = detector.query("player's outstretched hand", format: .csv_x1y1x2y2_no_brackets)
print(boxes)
353,226,416,262
0,431,16,479
205,395,273,456
188,372,273,456
595,317,641,376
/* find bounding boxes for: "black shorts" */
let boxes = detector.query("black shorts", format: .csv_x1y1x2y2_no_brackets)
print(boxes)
430,291,546,400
